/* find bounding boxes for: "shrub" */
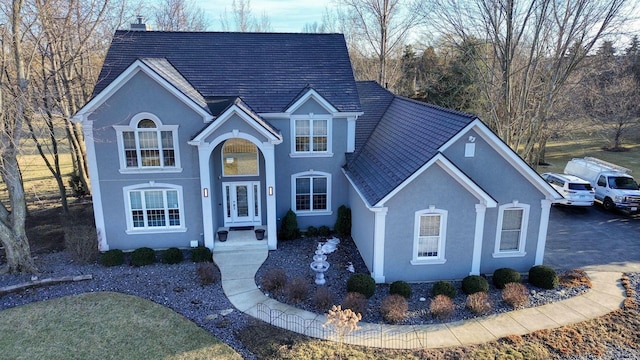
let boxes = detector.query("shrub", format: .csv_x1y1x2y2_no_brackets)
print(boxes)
466,292,493,315
341,292,368,316
63,223,98,264
261,268,288,293
529,265,559,289
430,294,454,320
68,174,88,198
196,262,220,285
432,280,457,299
285,278,309,303
279,209,299,240
100,249,124,267
161,247,184,264
334,205,351,237
306,226,318,238
493,268,522,289
313,287,335,311
346,273,376,298
191,246,212,263
130,247,156,266
380,294,408,324
318,225,331,237
462,275,489,294
502,282,529,309
389,280,412,299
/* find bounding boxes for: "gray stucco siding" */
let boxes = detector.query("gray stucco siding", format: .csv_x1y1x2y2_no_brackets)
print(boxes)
348,183,375,272
443,128,545,274
88,71,207,250
291,98,332,116
382,165,480,282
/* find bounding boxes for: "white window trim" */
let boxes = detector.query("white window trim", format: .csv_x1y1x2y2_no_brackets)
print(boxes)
493,201,529,258
114,112,182,174
123,182,187,234
291,171,332,216
221,139,260,177
289,114,333,158
411,207,447,265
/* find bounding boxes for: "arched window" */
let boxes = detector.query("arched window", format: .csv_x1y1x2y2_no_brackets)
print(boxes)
114,113,181,173
222,138,259,176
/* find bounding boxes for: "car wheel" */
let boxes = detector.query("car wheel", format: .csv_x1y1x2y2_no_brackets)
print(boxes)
603,198,615,211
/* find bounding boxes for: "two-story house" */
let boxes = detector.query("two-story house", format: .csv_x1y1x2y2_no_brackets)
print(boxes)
73,30,560,282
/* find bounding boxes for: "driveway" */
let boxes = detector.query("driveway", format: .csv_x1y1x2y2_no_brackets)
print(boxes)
544,205,640,273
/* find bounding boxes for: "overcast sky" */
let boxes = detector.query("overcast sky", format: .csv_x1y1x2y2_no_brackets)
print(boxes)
193,0,334,32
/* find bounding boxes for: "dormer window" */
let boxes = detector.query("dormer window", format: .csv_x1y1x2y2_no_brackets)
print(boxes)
114,113,182,173
290,114,333,157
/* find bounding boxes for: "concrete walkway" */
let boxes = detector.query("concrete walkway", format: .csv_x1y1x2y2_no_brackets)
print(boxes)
212,248,627,349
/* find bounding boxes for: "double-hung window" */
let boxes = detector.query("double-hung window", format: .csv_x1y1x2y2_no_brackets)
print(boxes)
114,113,181,173
124,183,186,233
291,115,332,157
412,207,447,264
291,171,331,215
494,202,529,257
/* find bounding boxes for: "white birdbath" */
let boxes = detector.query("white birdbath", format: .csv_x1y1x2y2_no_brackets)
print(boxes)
310,259,330,285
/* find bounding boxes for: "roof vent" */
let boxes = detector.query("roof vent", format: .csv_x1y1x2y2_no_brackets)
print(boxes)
130,15,150,31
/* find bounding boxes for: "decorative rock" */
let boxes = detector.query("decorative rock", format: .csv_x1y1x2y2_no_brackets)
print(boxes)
220,308,234,316
205,314,218,321
419,297,426,302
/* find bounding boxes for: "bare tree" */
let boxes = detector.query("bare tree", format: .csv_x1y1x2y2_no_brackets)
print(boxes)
220,0,272,32
153,0,209,31
0,0,36,273
420,0,633,165
338,0,419,89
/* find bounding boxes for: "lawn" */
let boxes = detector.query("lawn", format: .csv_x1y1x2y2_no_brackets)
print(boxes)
0,292,241,360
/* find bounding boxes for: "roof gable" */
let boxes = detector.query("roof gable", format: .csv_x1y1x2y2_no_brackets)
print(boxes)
94,31,361,114
73,58,212,122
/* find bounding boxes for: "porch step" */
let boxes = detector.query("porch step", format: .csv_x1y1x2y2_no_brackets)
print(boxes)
213,228,268,252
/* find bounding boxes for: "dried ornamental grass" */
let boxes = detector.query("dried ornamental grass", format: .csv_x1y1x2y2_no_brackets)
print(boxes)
261,268,288,293
380,294,408,324
502,282,529,309
430,294,455,320
466,291,493,315
323,305,362,338
341,292,368,317
314,287,335,311
285,277,310,303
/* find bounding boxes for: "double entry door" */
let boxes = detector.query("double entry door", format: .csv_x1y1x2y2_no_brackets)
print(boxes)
222,181,261,227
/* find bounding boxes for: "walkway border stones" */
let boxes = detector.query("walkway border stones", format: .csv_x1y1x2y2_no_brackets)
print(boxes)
213,248,626,349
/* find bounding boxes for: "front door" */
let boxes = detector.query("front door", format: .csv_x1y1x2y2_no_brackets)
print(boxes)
222,181,261,227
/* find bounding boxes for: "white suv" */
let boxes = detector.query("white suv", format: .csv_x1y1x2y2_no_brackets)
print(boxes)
541,173,595,207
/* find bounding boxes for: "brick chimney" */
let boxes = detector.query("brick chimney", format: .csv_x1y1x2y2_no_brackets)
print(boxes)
130,15,150,31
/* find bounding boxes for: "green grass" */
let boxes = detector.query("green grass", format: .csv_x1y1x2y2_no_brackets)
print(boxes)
0,292,242,360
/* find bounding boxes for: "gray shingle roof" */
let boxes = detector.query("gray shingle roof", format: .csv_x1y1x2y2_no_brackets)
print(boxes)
96,31,361,113
139,58,208,109
346,81,477,206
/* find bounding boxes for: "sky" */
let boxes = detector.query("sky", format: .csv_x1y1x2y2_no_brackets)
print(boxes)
193,0,335,33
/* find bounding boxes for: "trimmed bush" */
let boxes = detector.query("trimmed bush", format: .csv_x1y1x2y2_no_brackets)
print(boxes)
334,205,351,237
306,226,318,238
380,294,408,324
502,282,529,309
191,246,212,263
100,249,124,267
279,209,300,240
318,225,331,237
466,292,493,315
285,278,310,303
432,280,457,299
341,292,367,316
529,265,559,289
346,273,376,298
492,268,522,289
130,247,155,266
462,275,489,295
196,262,220,285
161,247,184,264
430,294,454,320
313,287,335,312
389,280,412,299
261,268,288,293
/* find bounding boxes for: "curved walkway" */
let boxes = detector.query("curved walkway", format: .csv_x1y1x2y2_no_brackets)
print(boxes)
212,248,626,349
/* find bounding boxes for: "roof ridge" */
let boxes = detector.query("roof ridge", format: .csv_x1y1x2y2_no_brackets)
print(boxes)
394,95,478,120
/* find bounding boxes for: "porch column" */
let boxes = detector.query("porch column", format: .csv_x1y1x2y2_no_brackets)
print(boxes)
535,199,553,265
197,143,214,249
263,142,278,250
470,203,487,275
82,120,108,251
371,206,388,283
